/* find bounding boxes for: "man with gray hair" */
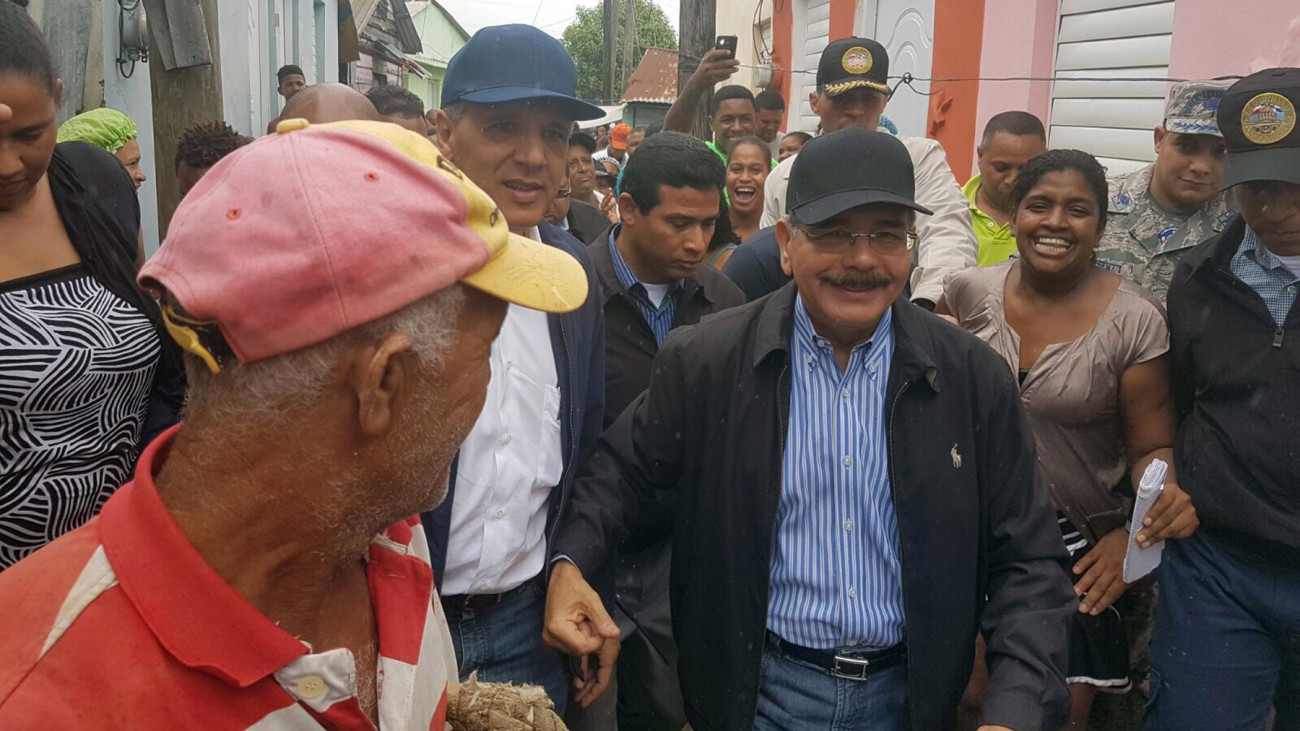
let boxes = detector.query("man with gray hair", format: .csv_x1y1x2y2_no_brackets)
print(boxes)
0,120,590,727
1096,80,1236,300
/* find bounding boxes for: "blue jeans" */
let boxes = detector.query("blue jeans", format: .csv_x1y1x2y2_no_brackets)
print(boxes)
754,646,909,730
444,581,570,717
1142,532,1300,731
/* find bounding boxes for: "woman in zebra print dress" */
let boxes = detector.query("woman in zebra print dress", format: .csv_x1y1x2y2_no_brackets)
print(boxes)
0,8,183,570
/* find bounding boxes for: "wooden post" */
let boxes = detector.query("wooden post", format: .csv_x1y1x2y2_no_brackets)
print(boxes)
603,0,615,103
149,0,223,238
621,0,636,92
678,0,716,138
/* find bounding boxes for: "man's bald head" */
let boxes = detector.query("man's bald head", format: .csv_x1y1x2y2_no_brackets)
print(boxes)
281,83,380,124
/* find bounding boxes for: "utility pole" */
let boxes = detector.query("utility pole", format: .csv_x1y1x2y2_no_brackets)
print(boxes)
678,0,716,138
621,0,636,92
603,0,615,103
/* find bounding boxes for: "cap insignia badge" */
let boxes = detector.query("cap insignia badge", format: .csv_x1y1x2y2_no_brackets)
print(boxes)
842,47,873,75
1241,93,1296,145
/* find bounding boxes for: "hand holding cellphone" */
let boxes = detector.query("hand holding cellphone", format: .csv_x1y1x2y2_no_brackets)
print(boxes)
715,35,738,60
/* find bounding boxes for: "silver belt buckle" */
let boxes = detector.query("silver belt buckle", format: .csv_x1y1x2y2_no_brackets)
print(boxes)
832,654,870,681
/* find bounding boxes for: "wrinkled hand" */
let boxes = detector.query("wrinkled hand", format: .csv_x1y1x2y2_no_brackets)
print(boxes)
1072,528,1130,615
687,48,741,93
1137,479,1198,547
543,561,620,656
573,636,620,708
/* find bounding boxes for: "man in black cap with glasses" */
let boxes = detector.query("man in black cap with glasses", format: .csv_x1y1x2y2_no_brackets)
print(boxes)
755,38,976,310
1147,67,1300,730
544,127,1073,731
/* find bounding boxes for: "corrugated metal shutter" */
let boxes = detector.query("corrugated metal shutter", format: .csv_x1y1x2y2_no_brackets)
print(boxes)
796,0,832,134
1049,0,1175,175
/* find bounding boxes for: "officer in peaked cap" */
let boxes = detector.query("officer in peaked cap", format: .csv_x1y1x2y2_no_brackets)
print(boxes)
1096,80,1236,301
1146,66,1300,729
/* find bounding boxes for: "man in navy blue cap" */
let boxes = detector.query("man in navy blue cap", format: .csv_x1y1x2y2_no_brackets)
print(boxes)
424,24,615,716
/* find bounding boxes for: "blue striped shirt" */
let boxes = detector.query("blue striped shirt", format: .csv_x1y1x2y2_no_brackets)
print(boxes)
608,227,681,345
767,296,905,650
1230,225,1299,325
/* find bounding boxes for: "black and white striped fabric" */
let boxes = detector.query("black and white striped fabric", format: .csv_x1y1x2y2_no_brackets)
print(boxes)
0,264,159,569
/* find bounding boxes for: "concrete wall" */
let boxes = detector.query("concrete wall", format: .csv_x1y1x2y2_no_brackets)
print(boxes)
715,0,772,93
100,2,161,255
970,0,1057,176
220,0,339,138
1168,0,1300,79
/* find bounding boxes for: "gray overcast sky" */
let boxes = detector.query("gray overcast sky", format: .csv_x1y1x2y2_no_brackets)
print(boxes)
437,0,680,39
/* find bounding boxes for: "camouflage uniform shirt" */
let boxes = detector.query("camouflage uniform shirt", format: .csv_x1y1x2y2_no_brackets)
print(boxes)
1096,163,1236,301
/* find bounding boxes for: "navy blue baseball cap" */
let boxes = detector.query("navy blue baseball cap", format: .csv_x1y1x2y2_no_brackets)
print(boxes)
441,24,604,121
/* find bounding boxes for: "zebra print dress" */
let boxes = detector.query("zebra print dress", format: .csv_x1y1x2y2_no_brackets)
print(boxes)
0,264,159,569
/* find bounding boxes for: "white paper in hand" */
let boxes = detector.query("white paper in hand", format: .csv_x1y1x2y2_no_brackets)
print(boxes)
1124,459,1168,583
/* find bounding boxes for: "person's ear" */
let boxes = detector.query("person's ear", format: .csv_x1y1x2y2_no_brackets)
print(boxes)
618,192,638,226
1153,125,1167,153
809,93,821,116
348,333,414,436
776,218,795,277
52,79,64,109
435,110,458,162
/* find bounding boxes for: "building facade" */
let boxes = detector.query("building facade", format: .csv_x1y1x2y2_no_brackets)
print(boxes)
402,0,469,111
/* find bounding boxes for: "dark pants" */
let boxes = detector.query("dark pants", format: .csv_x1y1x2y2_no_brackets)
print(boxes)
754,644,909,731
444,580,570,717
1143,531,1300,730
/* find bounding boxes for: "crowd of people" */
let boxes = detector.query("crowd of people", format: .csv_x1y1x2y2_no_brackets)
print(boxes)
1,2,1299,730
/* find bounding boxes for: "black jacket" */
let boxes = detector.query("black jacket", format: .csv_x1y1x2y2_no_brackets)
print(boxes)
422,222,606,586
554,284,1074,731
567,199,613,245
1169,217,1300,566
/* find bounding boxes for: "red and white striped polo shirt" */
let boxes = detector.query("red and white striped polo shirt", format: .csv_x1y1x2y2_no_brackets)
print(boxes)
0,427,457,730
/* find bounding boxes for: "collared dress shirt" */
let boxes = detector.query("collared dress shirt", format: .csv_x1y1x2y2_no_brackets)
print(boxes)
1230,225,1300,326
0,426,458,730
608,227,682,346
443,227,564,596
767,296,905,650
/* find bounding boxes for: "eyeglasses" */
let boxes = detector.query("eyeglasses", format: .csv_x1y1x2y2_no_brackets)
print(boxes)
794,224,917,255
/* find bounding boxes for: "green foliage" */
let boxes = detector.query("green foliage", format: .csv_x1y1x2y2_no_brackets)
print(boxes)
562,1,677,103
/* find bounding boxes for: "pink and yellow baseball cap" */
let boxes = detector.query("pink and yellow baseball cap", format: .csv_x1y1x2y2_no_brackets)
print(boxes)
140,118,588,372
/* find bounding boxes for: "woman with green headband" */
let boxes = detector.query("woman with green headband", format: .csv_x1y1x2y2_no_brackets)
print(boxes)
56,107,147,189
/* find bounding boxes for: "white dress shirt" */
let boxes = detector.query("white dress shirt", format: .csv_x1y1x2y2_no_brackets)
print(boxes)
760,135,977,304
442,227,564,596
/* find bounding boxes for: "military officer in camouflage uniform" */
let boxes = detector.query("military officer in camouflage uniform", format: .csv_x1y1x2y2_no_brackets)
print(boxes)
1096,80,1237,300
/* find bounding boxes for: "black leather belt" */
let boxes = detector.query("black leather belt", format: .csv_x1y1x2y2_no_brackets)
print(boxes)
766,631,906,681
440,581,532,615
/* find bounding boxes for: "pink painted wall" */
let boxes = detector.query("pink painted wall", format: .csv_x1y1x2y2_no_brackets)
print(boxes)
1168,0,1300,79
968,0,1058,178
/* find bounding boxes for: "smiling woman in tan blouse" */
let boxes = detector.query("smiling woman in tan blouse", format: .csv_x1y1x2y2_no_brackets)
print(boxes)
942,149,1200,730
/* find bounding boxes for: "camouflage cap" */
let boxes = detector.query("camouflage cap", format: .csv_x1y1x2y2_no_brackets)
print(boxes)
1163,80,1232,136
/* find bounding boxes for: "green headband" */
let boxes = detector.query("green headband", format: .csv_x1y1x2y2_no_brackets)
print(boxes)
57,108,138,154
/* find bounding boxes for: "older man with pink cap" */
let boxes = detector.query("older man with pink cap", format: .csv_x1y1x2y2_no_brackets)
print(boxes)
0,119,587,729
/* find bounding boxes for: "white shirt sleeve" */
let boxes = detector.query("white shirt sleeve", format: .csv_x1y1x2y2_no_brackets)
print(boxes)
902,136,977,304
761,155,795,229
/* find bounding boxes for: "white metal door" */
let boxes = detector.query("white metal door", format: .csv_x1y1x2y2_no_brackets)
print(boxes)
856,0,935,138
791,0,833,135
1049,0,1175,175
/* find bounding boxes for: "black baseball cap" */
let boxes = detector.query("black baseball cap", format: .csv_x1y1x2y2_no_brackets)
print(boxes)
442,24,604,121
569,131,597,154
1217,67,1300,187
787,127,931,225
817,38,891,97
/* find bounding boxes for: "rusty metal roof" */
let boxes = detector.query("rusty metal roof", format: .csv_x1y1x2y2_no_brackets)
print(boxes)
620,47,678,105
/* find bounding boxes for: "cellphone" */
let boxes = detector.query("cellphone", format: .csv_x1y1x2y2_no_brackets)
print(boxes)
715,35,737,60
